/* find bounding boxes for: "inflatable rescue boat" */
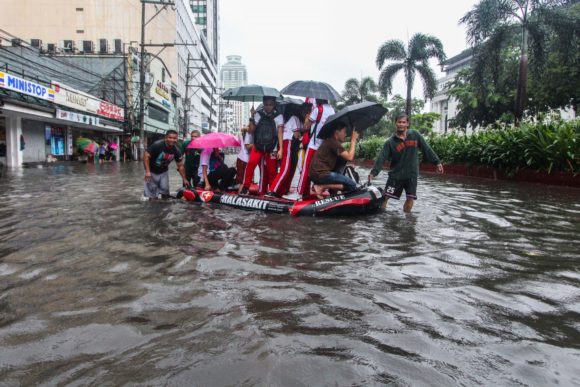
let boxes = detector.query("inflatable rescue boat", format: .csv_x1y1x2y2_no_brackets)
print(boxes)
179,185,384,217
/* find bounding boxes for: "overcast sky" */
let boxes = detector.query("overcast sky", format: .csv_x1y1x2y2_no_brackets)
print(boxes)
219,0,479,101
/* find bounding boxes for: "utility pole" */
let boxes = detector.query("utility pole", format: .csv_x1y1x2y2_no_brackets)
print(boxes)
138,0,147,160
138,0,176,160
182,54,192,137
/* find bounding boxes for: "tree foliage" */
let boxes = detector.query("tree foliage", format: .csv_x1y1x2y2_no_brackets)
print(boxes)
339,76,378,109
460,0,575,121
376,33,446,115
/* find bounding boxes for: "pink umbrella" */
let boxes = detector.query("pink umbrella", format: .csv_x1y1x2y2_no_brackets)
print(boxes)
187,132,241,149
84,142,97,154
109,143,119,150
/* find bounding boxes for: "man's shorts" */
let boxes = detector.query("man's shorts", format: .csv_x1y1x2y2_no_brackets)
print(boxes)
384,176,417,200
144,171,170,199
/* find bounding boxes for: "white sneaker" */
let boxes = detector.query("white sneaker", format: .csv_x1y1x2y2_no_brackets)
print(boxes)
283,192,301,200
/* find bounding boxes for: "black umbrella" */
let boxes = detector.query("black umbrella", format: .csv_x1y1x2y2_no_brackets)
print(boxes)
281,80,341,101
317,101,387,139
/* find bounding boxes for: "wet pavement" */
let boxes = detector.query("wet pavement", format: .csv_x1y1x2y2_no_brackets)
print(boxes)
0,161,579,386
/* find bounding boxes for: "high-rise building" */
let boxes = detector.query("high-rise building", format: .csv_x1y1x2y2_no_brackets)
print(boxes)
220,55,249,132
0,0,220,135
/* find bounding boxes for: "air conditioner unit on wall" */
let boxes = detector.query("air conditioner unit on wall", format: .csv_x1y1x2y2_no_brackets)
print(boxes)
99,39,109,54
30,39,42,49
62,40,75,53
82,40,94,54
114,39,122,54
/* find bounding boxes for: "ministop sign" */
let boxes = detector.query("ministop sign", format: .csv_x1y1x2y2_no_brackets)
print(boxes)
0,71,55,101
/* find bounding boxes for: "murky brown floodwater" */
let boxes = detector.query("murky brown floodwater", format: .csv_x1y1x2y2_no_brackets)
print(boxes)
0,161,579,386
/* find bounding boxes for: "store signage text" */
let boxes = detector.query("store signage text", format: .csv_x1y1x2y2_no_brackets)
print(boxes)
52,81,124,121
56,108,101,126
155,81,170,100
0,71,55,101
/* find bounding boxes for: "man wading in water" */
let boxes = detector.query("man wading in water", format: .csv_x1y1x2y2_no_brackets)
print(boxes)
143,130,189,199
368,113,443,213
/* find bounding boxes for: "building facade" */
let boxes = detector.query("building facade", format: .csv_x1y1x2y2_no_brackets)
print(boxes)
430,50,473,134
0,0,219,139
220,55,248,132
0,46,125,167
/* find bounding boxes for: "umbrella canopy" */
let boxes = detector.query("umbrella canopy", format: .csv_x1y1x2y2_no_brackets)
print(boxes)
83,142,97,154
281,80,341,101
222,84,282,103
317,101,388,139
187,132,241,149
76,137,97,153
108,142,119,150
256,96,306,116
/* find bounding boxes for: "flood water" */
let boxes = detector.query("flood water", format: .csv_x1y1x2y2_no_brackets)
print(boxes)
0,161,579,386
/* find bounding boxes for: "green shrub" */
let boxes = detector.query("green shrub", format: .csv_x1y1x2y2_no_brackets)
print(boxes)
355,119,579,173
355,136,385,160
423,119,579,173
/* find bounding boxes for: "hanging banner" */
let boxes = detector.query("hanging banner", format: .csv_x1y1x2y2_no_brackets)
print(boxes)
0,71,55,101
51,81,124,121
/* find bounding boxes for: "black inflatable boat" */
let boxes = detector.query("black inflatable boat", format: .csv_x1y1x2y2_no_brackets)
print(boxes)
179,185,384,217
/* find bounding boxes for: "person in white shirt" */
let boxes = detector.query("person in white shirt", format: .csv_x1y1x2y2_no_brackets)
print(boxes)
198,148,236,191
235,126,252,186
267,102,311,197
297,99,335,199
239,96,284,195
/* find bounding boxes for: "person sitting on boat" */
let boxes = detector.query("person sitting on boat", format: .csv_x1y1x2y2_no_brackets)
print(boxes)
239,96,284,195
309,123,360,199
199,147,237,191
266,102,311,198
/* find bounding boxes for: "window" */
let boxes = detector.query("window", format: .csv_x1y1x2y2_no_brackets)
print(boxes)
76,30,84,34
76,7,84,11
195,17,207,25
162,68,166,82
148,104,169,123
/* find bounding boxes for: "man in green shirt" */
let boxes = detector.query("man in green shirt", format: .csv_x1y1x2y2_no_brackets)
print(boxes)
368,113,444,213
181,130,202,187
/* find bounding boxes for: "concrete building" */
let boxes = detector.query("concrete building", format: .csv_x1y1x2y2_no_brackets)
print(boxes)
430,50,473,134
0,0,219,137
0,46,125,167
220,55,248,132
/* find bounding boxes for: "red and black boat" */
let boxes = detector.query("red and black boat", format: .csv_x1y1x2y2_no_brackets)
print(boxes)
178,185,385,217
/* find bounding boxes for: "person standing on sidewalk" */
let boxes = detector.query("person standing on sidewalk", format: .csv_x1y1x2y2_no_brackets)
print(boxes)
368,113,444,213
143,130,189,199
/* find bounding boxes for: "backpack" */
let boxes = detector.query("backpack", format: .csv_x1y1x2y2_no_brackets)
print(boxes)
254,111,278,153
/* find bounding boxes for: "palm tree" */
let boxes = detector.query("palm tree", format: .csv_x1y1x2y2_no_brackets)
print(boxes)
341,76,379,106
376,33,446,115
460,0,565,121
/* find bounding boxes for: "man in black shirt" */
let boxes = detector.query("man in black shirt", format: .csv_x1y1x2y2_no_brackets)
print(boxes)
143,130,189,199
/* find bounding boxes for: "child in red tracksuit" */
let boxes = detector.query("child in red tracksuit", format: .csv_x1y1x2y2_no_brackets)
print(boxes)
239,96,284,195
267,102,311,197
297,99,335,199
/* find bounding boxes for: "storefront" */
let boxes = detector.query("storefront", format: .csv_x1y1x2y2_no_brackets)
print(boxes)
0,71,125,167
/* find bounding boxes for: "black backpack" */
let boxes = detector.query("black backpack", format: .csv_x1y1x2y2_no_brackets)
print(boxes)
254,111,278,153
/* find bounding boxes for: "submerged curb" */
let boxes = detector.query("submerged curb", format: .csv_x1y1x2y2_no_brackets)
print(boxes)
354,160,580,188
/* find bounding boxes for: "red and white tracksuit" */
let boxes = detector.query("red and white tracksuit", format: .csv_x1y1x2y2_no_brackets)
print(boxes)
297,103,335,198
242,112,283,195
270,116,301,196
